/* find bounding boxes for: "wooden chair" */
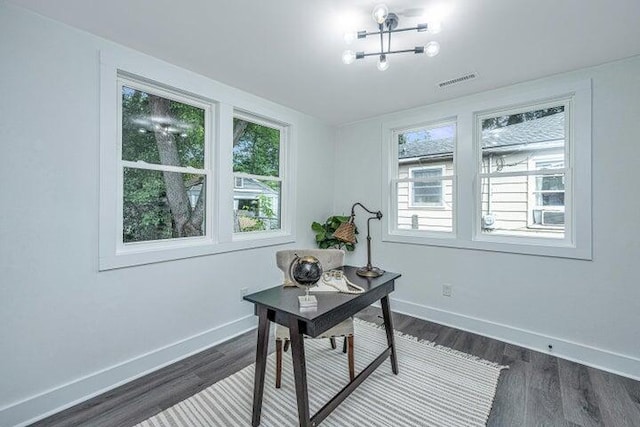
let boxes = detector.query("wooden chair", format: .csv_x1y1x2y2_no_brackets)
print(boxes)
274,249,355,388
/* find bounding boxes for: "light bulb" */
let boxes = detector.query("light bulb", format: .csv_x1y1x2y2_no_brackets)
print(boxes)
377,54,389,71
343,31,357,44
425,41,440,57
342,50,356,65
428,20,442,34
372,4,389,24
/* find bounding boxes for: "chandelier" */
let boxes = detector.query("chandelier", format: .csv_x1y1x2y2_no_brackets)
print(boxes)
342,4,441,71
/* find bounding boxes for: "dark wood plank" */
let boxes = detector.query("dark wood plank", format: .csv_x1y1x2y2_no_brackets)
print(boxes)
487,359,528,427
588,367,640,427
558,358,603,427
525,351,573,427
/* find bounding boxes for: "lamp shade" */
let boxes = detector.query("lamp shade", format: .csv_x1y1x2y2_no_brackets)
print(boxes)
334,221,357,244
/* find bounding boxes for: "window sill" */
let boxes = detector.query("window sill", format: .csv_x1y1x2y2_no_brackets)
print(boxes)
383,231,591,260
99,232,295,271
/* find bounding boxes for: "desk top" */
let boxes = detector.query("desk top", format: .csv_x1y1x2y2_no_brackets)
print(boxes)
243,266,401,336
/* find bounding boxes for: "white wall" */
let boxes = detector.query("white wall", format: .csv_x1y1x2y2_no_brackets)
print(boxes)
335,55,640,380
0,4,336,426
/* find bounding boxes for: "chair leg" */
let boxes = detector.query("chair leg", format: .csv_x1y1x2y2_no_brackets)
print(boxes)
347,335,355,381
343,336,347,353
330,337,336,349
283,339,290,352
275,339,283,389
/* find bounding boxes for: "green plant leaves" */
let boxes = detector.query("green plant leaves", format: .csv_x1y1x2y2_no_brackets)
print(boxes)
310,215,358,251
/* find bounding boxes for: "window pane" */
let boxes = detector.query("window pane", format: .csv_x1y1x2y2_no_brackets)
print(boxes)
398,123,455,176
233,118,280,177
122,86,205,168
481,176,564,238
123,168,206,243
234,179,281,233
411,168,443,205
536,192,565,206
396,181,452,232
396,122,455,233
536,175,564,191
481,107,565,174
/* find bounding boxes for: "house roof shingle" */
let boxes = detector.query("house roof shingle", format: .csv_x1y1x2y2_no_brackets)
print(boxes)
398,113,565,159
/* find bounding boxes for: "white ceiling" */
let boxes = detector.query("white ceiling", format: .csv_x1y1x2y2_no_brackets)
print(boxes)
9,0,640,125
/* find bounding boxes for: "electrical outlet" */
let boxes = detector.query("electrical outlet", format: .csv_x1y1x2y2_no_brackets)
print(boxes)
442,284,452,297
240,287,249,302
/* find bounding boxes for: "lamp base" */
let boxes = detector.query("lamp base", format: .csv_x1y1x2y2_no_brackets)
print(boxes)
356,266,385,277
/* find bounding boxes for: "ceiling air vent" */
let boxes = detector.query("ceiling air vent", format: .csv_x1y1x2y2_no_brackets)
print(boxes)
438,72,478,88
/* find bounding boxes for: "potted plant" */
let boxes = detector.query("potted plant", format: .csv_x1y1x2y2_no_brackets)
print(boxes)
311,216,358,251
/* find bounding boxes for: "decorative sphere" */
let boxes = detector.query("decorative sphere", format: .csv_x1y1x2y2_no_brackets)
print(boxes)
290,256,323,285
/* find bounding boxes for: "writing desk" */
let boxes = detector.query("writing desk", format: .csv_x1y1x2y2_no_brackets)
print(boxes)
243,266,401,427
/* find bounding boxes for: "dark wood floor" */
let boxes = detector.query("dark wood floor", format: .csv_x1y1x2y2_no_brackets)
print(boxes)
32,307,640,427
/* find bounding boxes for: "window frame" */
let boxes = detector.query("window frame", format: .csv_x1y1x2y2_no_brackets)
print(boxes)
232,110,287,237
99,49,296,270
528,154,565,229
387,118,458,239
116,76,214,250
381,79,592,259
475,99,571,245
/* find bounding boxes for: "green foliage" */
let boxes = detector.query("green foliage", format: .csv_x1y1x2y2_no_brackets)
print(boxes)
121,87,205,242
233,118,280,176
482,106,564,131
311,216,358,251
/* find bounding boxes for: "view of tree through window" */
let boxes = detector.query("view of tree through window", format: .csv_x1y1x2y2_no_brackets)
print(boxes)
232,117,282,233
121,84,207,243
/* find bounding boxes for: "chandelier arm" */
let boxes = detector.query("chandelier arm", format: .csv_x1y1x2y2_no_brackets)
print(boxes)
356,25,429,38
378,23,384,54
388,28,392,53
356,48,424,58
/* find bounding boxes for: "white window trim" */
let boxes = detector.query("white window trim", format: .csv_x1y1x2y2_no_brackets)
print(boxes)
116,76,214,253
381,79,592,260
387,119,457,239
408,165,445,208
99,49,295,270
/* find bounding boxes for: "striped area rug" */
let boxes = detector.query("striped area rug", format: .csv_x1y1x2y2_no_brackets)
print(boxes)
136,319,507,427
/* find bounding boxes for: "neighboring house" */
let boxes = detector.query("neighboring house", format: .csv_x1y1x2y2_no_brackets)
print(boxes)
233,177,280,230
398,113,565,236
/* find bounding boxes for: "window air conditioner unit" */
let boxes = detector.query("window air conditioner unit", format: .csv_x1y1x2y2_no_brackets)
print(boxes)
533,210,564,226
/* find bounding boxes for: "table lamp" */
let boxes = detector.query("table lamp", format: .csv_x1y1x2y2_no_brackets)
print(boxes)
334,202,385,277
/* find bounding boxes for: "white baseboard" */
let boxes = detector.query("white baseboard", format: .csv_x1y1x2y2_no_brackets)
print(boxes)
0,315,257,427
389,298,640,381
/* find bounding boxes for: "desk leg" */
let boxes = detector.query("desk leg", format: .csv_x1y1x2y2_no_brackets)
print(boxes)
252,307,270,427
289,317,311,426
381,295,399,375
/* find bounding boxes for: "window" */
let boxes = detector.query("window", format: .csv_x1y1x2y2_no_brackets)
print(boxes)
99,51,296,270
479,104,567,240
119,78,211,245
410,167,444,206
392,121,455,233
232,113,284,234
530,156,565,227
382,79,592,259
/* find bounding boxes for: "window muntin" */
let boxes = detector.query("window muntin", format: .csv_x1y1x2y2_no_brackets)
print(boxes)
232,114,284,234
119,78,211,245
394,121,456,233
479,104,568,240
